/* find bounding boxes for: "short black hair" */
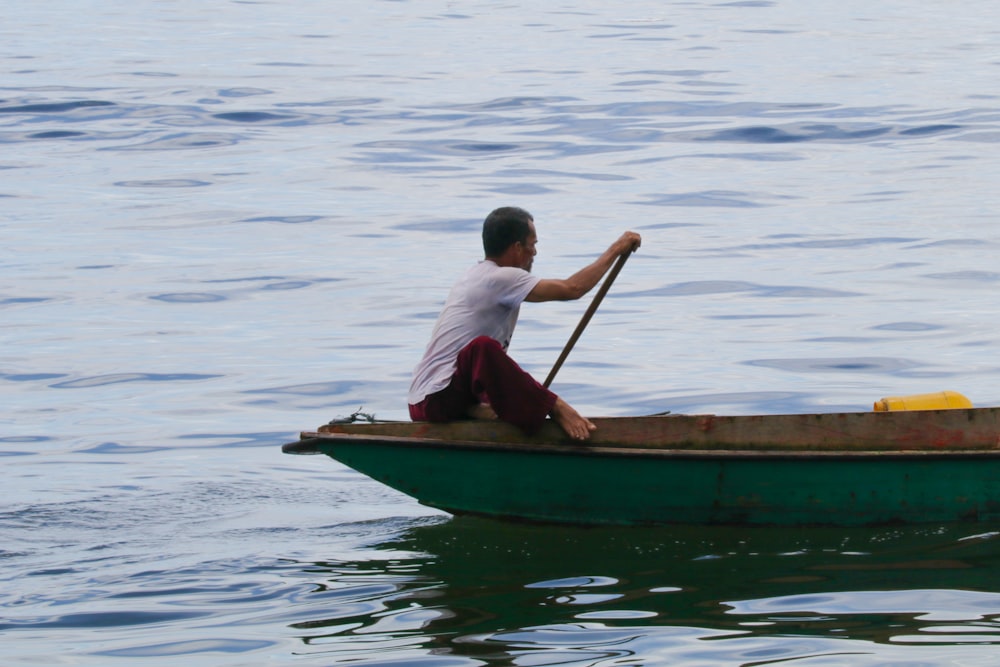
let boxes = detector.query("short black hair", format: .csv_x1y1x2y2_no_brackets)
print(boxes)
482,206,533,258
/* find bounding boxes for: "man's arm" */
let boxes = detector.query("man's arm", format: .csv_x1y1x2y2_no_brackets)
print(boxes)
526,231,641,302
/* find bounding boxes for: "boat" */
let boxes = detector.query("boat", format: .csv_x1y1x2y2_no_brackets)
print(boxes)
282,401,1000,526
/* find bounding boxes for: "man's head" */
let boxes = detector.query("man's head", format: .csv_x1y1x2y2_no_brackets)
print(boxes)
482,206,537,271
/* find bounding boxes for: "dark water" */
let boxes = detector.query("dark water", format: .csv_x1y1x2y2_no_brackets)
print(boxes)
5,1,1000,664
285,519,1000,665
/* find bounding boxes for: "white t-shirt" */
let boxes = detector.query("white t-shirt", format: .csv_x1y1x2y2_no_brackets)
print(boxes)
408,260,541,404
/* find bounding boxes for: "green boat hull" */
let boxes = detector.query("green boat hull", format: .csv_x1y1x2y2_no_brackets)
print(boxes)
284,409,1000,526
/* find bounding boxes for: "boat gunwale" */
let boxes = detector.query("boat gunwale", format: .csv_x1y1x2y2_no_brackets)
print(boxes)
292,431,1000,461
306,408,1000,453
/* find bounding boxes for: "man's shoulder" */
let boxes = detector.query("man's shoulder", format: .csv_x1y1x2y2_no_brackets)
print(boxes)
461,261,538,305
469,260,532,281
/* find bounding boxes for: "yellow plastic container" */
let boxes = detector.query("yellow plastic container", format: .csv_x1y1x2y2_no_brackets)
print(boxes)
873,391,973,412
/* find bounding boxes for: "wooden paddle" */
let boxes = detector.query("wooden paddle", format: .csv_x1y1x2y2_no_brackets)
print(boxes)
543,249,633,388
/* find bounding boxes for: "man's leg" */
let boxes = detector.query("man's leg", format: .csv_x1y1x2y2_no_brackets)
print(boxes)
454,336,557,433
410,336,595,439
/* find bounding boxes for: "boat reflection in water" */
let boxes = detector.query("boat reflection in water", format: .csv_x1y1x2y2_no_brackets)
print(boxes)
287,517,1000,664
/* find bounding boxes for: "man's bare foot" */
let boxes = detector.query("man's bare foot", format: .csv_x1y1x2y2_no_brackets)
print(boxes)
466,403,498,421
551,397,596,441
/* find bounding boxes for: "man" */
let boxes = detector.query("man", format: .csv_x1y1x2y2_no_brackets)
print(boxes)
408,206,641,440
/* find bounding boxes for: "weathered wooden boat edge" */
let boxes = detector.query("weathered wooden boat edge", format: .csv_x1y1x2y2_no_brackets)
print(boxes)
310,408,1000,452
286,431,1000,460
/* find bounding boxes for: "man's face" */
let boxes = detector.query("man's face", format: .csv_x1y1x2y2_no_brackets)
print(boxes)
518,222,538,272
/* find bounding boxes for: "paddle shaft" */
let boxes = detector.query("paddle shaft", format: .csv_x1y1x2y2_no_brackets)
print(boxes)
543,250,632,388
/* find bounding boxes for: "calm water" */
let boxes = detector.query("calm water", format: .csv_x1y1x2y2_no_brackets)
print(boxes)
4,1,1000,664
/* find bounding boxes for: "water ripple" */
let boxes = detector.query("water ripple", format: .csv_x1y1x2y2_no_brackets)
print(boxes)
2,372,67,382
28,130,87,139
872,322,945,332
97,639,274,657
701,123,894,143
238,215,325,224
0,610,206,631
727,589,1000,622
213,111,302,124
149,292,227,303
0,100,116,114
622,280,861,298
147,275,338,303
114,179,212,188
636,190,769,207
925,271,1000,282
1,297,52,305
243,381,367,397
51,373,222,389
745,357,921,374
106,132,242,151
720,236,920,251
218,87,273,98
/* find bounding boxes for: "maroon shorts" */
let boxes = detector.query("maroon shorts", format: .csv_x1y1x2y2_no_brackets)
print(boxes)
409,336,557,434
